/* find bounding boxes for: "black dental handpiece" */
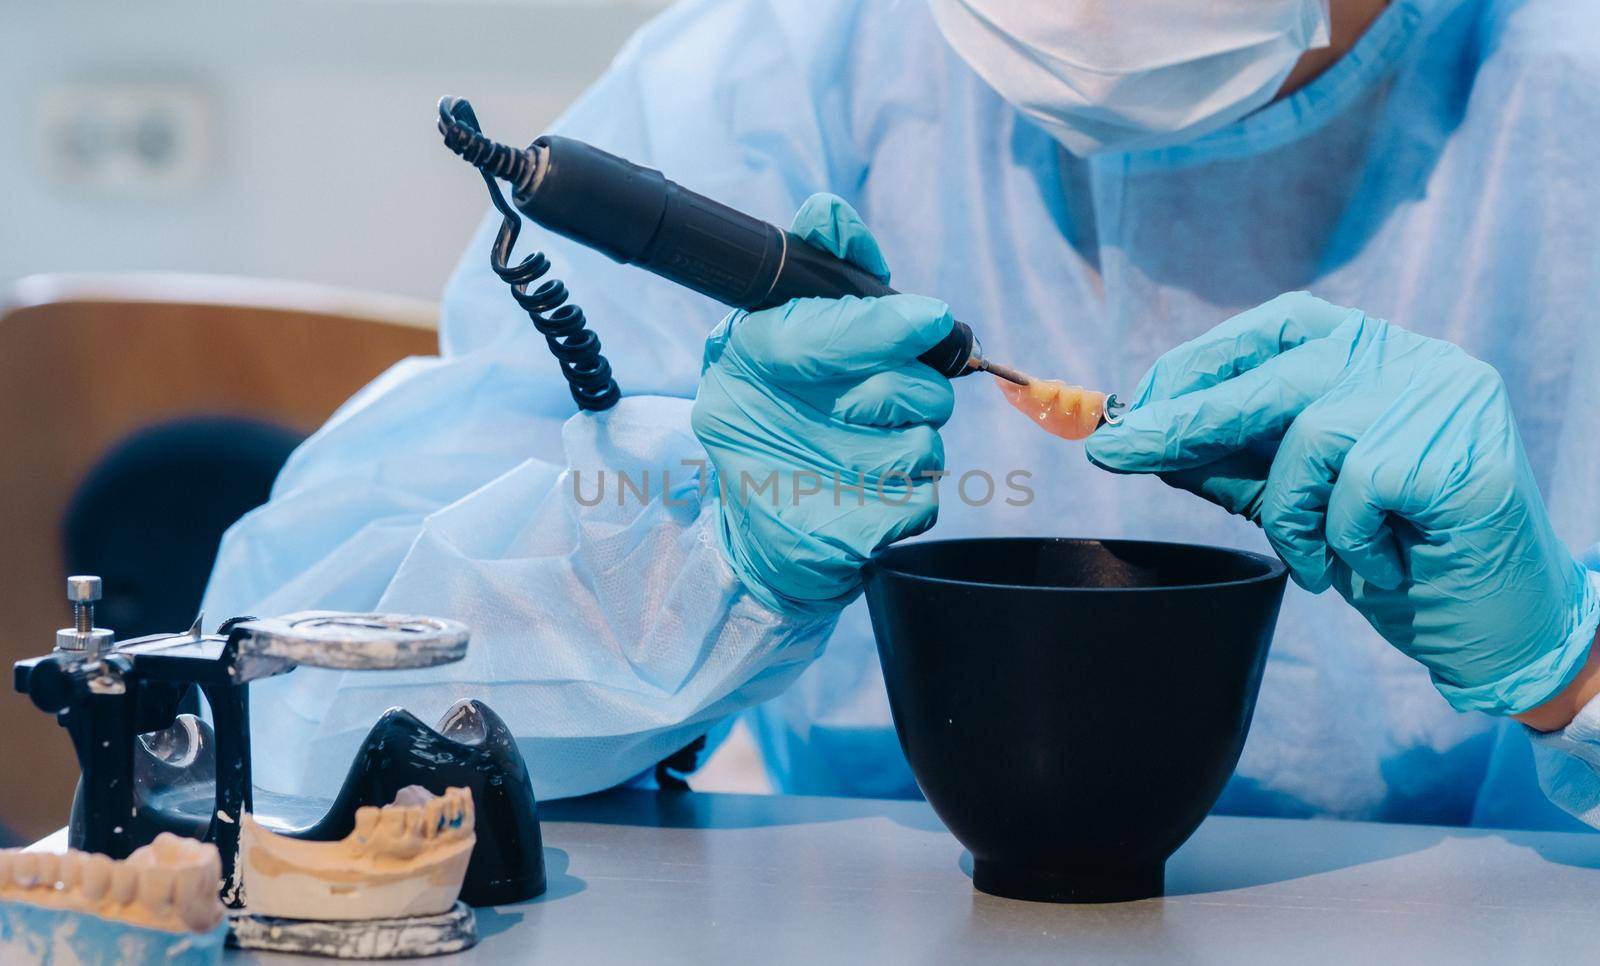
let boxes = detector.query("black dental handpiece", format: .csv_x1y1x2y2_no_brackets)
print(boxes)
439,101,1025,384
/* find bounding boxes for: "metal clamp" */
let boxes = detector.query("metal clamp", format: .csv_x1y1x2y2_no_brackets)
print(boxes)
1102,393,1127,427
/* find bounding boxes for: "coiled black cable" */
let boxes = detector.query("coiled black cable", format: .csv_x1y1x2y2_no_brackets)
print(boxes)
438,97,621,412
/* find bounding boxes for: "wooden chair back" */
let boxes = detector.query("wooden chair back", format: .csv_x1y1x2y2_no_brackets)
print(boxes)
0,273,438,842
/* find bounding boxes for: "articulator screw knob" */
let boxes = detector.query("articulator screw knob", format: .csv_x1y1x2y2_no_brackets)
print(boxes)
67,575,100,631
56,575,115,656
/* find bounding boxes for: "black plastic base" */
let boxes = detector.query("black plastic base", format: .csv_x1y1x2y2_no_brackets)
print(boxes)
972,860,1164,903
94,699,545,909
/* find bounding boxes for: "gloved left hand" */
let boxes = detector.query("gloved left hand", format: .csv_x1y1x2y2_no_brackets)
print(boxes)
1086,292,1600,715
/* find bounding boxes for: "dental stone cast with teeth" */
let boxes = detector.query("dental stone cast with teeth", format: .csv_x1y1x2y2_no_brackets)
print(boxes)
241,785,476,921
0,833,224,934
0,834,227,966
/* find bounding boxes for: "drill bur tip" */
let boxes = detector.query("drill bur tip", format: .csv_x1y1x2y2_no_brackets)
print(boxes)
974,358,1034,386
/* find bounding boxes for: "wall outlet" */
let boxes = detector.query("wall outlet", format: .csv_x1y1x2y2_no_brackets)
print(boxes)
37,82,215,195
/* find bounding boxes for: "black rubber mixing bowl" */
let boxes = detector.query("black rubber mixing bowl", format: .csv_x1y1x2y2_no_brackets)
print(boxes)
863,537,1287,903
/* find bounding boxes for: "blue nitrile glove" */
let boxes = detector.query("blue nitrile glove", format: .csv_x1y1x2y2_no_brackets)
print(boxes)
692,194,956,615
1086,292,1600,715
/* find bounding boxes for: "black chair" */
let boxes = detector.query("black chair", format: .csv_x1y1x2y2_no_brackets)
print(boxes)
62,416,305,639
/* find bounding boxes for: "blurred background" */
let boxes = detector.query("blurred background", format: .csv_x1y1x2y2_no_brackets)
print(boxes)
1,0,666,297
0,0,771,846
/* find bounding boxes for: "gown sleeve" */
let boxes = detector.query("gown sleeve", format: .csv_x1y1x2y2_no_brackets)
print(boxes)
200,0,871,799
1527,545,1600,827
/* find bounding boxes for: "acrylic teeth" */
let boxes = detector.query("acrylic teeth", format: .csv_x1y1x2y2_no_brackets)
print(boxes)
0,834,224,934
354,805,381,837
80,853,113,901
136,864,174,911
34,854,59,885
11,852,40,888
110,862,139,905
58,852,81,890
347,785,475,858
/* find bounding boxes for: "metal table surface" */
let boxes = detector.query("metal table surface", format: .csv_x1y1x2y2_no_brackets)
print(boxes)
28,788,1600,964
209,787,1600,965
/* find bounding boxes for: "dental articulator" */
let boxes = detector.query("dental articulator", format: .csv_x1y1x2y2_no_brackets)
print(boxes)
9,578,546,961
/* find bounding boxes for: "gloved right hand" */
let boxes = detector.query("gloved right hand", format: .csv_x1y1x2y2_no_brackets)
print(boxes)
692,193,956,615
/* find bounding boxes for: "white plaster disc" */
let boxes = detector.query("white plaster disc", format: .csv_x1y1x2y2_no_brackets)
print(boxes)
233,612,470,671
228,901,477,959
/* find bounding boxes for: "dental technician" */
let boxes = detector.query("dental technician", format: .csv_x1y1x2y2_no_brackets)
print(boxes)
204,0,1600,830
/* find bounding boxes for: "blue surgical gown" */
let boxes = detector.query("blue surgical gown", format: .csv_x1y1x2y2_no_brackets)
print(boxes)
203,0,1600,828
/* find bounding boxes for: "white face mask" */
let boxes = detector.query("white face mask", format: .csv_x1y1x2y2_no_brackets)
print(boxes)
929,0,1332,155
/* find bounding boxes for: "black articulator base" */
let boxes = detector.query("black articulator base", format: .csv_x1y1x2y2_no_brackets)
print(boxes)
80,698,546,907
292,700,547,907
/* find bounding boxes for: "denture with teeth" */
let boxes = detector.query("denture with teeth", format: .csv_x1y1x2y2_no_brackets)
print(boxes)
0,833,225,934
241,785,476,921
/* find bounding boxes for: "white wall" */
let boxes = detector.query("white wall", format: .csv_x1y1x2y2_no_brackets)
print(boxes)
1,0,667,304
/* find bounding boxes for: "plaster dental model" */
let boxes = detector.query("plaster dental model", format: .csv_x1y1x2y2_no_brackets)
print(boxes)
240,785,475,922
0,834,226,966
